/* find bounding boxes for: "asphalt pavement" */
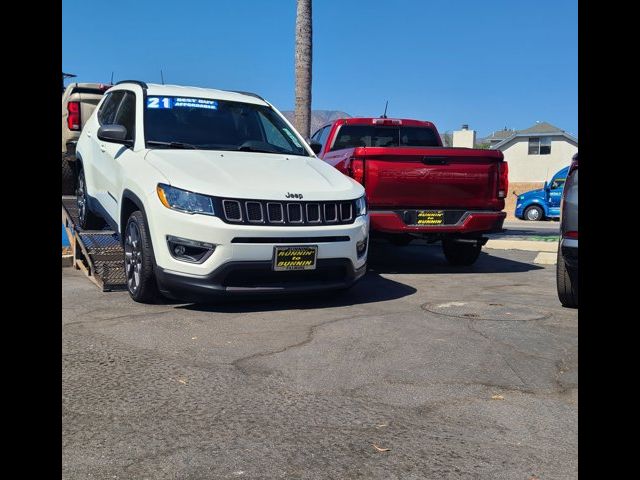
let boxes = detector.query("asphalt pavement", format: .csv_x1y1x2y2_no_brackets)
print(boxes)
62,241,577,479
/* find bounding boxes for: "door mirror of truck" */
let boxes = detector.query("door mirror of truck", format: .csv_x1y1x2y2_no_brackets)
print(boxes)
543,181,549,191
97,125,132,146
308,139,323,155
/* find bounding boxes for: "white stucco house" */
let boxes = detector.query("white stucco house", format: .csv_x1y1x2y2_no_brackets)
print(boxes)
489,122,578,183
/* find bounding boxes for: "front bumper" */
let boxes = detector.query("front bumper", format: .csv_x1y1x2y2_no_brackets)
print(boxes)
369,209,505,235
155,259,366,301
144,191,369,295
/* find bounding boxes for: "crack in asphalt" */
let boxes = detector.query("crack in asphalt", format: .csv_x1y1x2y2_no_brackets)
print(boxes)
230,309,412,376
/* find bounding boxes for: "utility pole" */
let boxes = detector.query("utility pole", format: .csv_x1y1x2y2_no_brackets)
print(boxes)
294,0,312,138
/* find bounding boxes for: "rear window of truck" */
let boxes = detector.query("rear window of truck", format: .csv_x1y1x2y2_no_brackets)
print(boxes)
330,125,440,150
71,87,107,95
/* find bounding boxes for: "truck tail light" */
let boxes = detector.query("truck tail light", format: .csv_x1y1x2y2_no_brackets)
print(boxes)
497,161,509,198
564,230,578,239
348,157,365,185
67,101,81,131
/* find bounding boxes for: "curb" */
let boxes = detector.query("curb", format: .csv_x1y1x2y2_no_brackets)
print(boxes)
485,239,558,253
533,252,557,265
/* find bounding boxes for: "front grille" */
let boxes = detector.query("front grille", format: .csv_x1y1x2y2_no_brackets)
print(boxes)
218,198,359,226
246,202,263,223
223,200,242,221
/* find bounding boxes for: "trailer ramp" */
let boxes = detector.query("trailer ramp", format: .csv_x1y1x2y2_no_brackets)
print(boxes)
62,196,127,291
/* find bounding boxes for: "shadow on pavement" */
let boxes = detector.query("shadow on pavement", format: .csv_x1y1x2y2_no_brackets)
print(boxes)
175,272,417,313
367,241,544,275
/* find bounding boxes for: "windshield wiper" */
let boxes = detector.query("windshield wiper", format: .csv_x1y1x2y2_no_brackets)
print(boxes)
146,141,200,150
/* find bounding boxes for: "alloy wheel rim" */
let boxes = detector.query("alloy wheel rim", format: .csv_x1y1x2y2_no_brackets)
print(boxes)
527,208,540,221
124,222,142,294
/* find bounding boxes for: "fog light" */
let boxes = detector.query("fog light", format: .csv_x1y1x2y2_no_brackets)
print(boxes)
167,235,215,263
356,237,368,258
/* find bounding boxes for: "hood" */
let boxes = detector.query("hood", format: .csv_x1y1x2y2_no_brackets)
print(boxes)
144,149,364,201
519,188,546,201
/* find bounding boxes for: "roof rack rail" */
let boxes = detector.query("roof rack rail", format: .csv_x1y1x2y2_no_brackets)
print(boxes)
228,90,264,101
115,80,148,89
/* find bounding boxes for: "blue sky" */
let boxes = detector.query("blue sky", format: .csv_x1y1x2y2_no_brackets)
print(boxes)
62,0,577,138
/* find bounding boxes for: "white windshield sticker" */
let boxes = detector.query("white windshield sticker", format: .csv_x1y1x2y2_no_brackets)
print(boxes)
147,97,218,110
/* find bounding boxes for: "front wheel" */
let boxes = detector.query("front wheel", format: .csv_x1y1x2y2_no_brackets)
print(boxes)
124,210,162,304
442,240,482,266
524,205,544,221
556,249,578,308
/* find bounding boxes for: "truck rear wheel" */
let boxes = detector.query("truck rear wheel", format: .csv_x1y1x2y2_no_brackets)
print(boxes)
442,239,482,266
62,155,75,195
556,249,578,307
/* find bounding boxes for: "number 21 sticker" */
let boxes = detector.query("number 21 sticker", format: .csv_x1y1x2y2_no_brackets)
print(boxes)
147,97,172,109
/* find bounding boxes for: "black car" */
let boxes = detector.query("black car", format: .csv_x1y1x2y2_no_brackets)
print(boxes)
556,153,578,307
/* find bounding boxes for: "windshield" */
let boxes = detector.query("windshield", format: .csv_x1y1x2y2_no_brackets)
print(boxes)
144,96,310,156
330,125,440,150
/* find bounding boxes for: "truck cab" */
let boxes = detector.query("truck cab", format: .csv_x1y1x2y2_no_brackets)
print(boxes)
514,166,569,221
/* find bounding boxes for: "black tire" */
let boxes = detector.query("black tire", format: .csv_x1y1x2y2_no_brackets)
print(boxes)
76,168,104,230
524,205,544,221
124,210,162,303
389,235,412,247
556,249,578,308
62,156,75,195
442,239,482,266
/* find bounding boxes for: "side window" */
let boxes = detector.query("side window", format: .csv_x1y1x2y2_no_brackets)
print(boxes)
317,126,331,149
550,178,565,190
311,127,323,142
257,111,293,150
114,91,136,141
97,91,125,125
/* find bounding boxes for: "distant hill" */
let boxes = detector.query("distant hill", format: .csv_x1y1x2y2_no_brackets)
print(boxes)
281,110,351,136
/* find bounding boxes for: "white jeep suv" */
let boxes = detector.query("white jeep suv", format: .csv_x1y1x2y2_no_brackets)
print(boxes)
75,81,369,303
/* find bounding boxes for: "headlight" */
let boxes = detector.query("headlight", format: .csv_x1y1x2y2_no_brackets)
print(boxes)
156,183,215,216
355,195,367,217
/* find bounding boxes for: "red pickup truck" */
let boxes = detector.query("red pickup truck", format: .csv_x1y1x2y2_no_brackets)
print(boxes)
310,117,508,266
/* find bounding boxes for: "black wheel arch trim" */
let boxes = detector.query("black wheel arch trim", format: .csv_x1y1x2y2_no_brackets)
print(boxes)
121,189,158,266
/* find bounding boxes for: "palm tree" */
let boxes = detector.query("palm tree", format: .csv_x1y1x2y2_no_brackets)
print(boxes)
294,0,312,139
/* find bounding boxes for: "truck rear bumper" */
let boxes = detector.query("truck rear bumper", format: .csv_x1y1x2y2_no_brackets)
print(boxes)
369,210,505,235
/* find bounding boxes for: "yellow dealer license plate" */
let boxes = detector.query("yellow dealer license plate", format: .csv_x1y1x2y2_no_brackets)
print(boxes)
273,246,317,271
416,210,444,225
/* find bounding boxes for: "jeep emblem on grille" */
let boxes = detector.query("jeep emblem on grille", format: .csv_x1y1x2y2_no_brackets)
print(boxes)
285,192,303,199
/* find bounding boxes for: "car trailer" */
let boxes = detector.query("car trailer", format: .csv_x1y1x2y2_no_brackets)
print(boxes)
62,195,127,291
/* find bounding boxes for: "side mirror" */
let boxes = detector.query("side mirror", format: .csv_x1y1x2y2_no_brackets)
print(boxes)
543,181,549,191
97,124,131,146
308,139,322,155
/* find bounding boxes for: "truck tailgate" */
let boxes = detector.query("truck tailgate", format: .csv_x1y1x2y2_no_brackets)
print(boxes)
359,147,504,210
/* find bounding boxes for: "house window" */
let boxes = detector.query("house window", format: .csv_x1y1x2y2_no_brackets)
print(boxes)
528,136,552,155
540,137,551,154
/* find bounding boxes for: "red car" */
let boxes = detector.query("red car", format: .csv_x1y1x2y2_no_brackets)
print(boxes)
311,117,508,265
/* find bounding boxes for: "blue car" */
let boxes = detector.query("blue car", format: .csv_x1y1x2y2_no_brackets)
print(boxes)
514,166,569,221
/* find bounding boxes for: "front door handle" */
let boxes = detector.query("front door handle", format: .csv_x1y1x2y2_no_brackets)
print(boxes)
100,144,106,152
